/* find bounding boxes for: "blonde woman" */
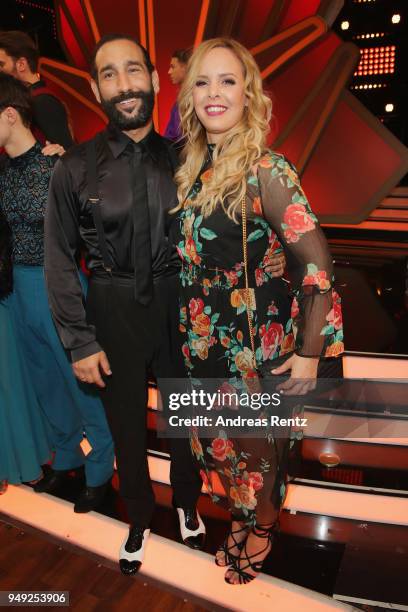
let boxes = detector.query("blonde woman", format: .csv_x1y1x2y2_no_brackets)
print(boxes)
171,38,344,584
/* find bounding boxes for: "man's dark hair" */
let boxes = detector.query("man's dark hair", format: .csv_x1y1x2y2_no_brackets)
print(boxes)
90,33,154,81
0,30,39,73
172,48,192,65
0,72,32,127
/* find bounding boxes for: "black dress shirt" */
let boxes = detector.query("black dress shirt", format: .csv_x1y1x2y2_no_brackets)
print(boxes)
44,124,179,362
30,80,74,150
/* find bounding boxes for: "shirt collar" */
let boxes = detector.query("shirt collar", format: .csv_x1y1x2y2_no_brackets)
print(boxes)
105,123,162,161
29,79,46,91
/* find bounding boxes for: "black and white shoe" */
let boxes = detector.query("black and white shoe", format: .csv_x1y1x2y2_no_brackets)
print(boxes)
176,507,206,550
119,526,150,575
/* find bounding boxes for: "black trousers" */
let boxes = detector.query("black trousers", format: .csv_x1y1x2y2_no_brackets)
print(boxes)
86,273,202,526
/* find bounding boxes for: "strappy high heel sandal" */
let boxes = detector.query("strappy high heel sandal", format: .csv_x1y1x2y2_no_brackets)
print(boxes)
225,523,273,584
215,521,249,567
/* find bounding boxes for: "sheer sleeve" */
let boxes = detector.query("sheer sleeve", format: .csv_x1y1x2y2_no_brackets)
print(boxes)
256,153,344,358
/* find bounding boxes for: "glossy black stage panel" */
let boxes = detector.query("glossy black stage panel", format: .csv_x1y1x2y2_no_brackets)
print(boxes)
327,231,408,357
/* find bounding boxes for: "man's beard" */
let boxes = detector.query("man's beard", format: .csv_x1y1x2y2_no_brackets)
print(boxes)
100,88,155,130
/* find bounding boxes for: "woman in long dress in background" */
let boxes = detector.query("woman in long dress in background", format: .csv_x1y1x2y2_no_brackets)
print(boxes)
0,208,51,492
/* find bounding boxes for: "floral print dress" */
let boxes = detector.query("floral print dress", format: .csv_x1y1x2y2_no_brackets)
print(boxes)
172,149,344,527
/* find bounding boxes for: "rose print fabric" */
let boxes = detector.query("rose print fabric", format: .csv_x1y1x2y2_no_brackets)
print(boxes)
172,149,344,526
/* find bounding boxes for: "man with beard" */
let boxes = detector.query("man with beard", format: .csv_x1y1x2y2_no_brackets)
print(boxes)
44,34,205,575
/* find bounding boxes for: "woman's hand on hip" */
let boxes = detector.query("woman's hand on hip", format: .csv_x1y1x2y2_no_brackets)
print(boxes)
264,252,286,277
271,353,318,395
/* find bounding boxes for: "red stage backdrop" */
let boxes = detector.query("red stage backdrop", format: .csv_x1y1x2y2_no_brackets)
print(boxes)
39,0,408,223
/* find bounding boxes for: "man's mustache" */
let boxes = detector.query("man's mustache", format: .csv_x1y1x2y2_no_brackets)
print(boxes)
109,91,147,105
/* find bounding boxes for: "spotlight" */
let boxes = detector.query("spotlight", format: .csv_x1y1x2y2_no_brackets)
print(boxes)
341,20,350,30
391,14,401,24
385,103,394,112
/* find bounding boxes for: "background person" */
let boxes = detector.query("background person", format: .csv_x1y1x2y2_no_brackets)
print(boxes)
164,48,191,142
0,30,74,149
0,207,52,492
0,73,114,513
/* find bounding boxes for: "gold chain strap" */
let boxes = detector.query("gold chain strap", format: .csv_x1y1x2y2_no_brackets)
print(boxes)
241,195,257,370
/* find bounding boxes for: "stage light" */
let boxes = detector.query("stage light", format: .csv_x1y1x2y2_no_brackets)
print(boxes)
391,14,401,24
346,31,384,41
385,103,394,112
341,21,350,30
356,46,396,76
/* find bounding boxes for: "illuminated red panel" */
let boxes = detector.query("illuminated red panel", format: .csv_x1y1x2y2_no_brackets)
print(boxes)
48,0,408,224
61,92,106,142
64,0,95,54
278,0,321,30
40,60,97,103
88,0,141,40
300,94,403,222
230,0,275,49
263,34,341,138
273,67,342,163
59,6,88,69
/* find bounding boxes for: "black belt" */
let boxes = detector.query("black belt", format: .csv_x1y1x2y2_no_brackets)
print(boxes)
90,269,178,286
90,270,133,286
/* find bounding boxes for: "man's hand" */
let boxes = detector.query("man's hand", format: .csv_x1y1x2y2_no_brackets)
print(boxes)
265,251,286,278
42,141,65,157
73,351,112,388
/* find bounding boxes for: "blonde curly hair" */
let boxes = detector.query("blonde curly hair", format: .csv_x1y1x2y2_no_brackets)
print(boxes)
173,37,272,222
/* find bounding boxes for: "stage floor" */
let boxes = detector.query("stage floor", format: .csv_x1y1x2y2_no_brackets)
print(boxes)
1,466,406,611
0,521,206,612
